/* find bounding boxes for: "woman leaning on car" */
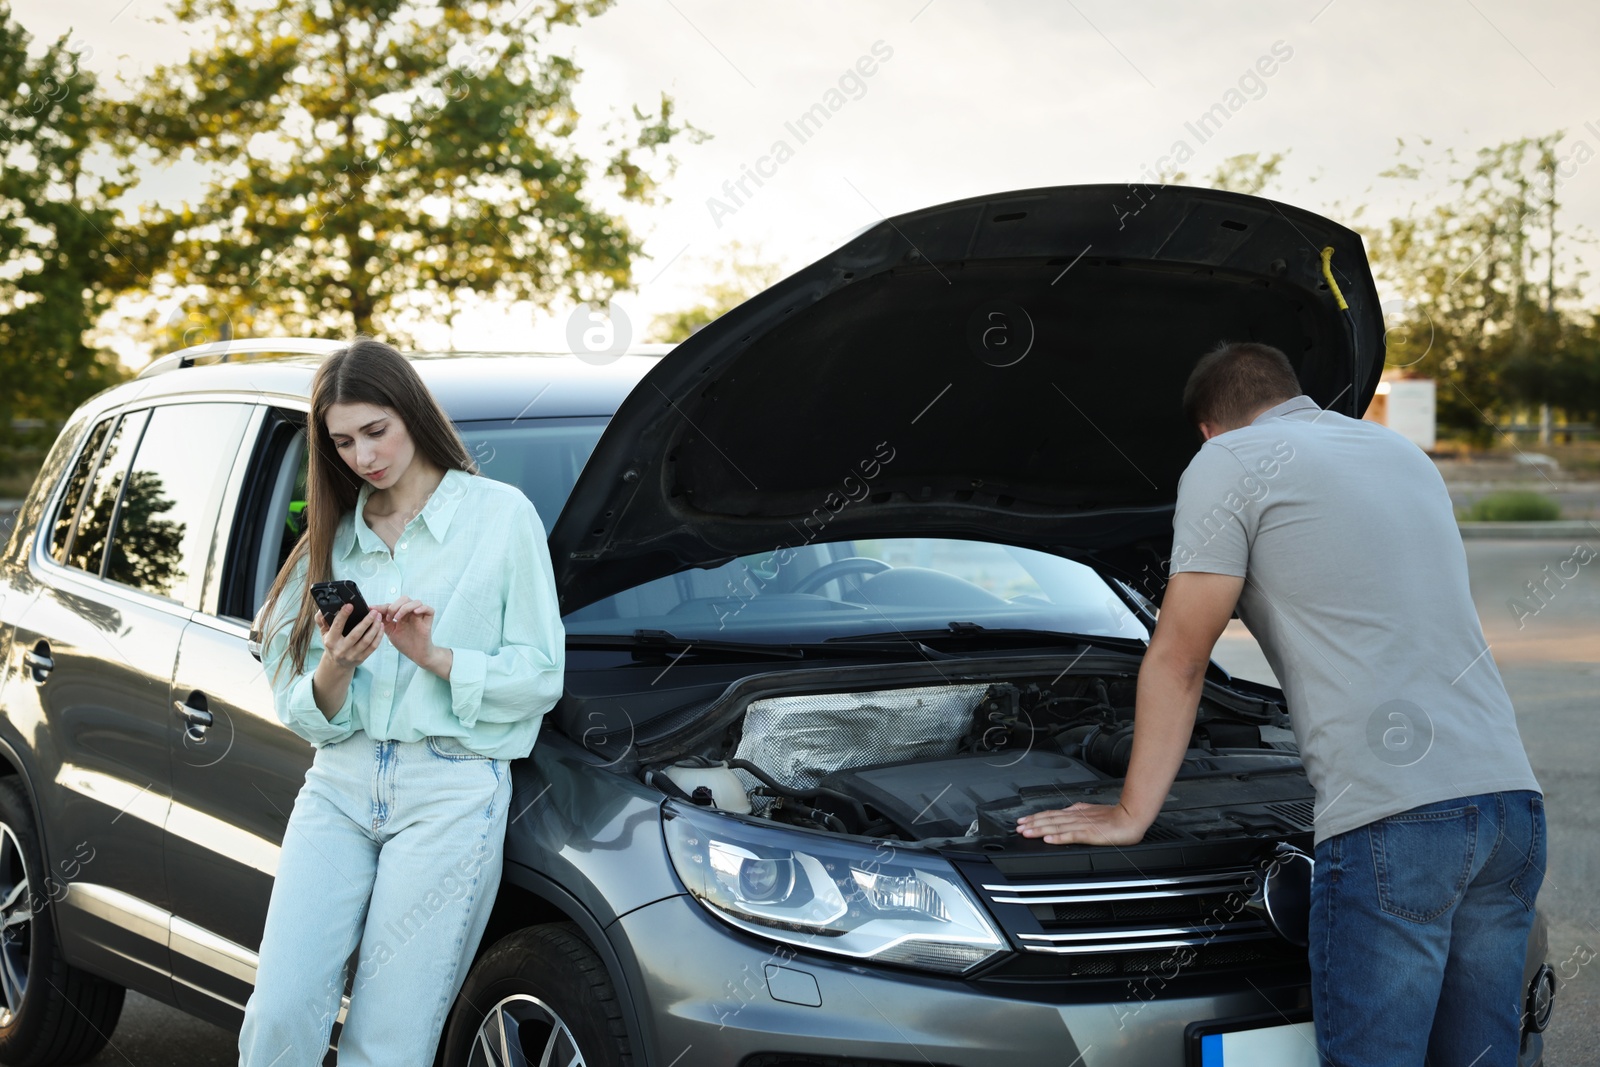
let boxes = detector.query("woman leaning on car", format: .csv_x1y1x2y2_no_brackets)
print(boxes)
239,337,566,1066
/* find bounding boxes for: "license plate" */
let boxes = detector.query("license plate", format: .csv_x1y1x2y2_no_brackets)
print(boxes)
1188,1015,1318,1067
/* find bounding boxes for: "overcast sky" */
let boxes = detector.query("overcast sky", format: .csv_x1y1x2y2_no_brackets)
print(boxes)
13,0,1600,364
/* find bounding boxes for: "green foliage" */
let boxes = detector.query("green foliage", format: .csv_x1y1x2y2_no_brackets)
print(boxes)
1361,133,1599,441
1196,151,1288,195
111,0,705,344
648,242,783,343
1465,491,1562,522
0,3,133,459
1165,151,1287,194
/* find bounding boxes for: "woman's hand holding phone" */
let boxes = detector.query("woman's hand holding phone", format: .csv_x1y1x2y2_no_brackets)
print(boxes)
303,586,445,721
306,601,384,721
314,600,385,670
308,587,439,674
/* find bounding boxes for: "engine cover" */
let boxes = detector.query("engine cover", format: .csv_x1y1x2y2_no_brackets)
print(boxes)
976,765,1316,840
819,749,1108,840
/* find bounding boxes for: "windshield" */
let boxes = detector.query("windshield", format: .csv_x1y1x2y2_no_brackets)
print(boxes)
459,417,1148,646
564,537,1149,644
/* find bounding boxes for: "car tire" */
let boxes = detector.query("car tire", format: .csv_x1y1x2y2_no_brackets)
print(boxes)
441,922,632,1067
0,776,125,1066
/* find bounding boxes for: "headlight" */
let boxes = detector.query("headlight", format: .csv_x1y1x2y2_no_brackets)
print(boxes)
663,803,1006,974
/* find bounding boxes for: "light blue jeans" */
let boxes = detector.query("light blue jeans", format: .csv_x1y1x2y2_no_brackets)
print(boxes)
238,729,512,1066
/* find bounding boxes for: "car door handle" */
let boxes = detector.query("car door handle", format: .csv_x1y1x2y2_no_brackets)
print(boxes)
22,647,53,683
173,700,214,742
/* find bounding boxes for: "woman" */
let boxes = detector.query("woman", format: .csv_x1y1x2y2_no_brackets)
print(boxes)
239,337,566,1066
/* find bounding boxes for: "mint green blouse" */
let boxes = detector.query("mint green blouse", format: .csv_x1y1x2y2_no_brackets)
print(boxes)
261,467,566,759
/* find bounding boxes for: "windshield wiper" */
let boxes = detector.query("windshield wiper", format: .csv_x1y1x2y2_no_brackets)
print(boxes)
826,622,1146,653
567,629,807,659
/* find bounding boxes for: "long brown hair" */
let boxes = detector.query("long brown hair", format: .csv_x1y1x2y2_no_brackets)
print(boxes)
260,337,477,686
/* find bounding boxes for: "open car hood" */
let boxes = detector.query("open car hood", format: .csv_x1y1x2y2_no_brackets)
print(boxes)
549,184,1385,613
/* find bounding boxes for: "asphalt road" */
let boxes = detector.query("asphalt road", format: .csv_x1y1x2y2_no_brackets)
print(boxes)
1468,539,1600,1067
45,538,1600,1066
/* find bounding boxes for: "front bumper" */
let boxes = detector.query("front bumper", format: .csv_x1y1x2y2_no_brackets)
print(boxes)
613,893,1311,1067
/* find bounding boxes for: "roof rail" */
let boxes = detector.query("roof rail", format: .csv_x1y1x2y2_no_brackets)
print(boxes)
136,338,348,380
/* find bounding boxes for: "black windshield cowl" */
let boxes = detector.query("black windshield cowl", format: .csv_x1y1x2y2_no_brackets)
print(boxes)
826,624,1148,658
566,629,957,662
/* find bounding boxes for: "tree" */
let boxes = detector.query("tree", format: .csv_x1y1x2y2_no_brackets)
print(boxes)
110,0,703,346
0,3,131,463
1360,134,1597,439
1198,151,1288,195
648,242,784,343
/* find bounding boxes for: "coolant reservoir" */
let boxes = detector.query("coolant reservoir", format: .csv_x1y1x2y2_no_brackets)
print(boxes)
661,762,753,813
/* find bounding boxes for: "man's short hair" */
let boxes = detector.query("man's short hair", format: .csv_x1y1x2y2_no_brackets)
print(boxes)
1182,341,1303,429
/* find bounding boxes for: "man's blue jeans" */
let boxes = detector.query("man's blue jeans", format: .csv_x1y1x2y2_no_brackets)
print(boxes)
238,729,512,1066
1310,790,1545,1067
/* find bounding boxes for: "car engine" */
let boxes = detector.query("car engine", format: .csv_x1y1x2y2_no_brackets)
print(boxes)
645,677,1312,842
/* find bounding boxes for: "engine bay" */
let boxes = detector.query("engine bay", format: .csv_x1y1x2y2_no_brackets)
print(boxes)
643,674,1314,843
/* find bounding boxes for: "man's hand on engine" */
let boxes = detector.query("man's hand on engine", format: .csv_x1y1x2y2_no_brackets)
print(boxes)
1017,801,1151,846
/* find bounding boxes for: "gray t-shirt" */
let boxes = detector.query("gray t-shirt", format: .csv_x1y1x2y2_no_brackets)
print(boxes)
1169,395,1540,843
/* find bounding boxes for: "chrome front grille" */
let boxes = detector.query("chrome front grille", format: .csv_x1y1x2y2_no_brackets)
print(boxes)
980,867,1277,957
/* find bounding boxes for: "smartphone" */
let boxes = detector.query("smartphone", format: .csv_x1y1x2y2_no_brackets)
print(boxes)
310,580,372,637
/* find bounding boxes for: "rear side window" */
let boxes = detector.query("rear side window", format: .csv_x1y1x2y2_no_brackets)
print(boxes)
104,404,253,606
48,419,112,564
64,410,148,576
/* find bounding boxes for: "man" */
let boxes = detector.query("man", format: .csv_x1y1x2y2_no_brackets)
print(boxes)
1018,342,1544,1067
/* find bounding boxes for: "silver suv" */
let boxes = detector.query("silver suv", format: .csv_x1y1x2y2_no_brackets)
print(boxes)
0,184,1553,1066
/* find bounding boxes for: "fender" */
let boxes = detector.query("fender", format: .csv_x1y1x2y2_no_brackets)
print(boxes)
499,860,662,1066
0,728,52,873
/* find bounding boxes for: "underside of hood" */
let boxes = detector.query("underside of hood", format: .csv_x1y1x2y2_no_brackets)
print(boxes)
549,184,1386,613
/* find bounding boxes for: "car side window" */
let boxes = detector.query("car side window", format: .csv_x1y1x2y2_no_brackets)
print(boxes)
103,403,254,607
248,421,308,621
210,411,307,625
48,418,112,564
63,410,149,576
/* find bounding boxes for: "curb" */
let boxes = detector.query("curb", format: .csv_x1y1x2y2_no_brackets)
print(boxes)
1458,521,1599,541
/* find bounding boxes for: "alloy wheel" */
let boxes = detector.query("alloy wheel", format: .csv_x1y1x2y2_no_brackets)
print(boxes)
470,993,586,1067
0,823,32,1026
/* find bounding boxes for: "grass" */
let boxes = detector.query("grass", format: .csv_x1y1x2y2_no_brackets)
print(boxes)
1462,491,1564,522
